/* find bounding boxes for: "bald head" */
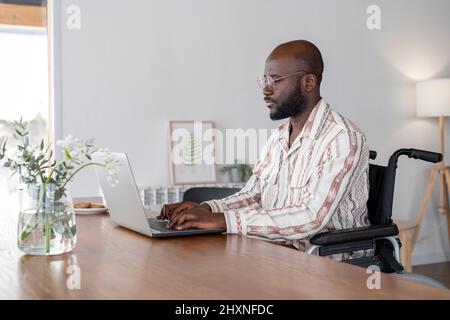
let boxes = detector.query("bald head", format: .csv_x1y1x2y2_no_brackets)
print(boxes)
268,40,324,84
262,40,324,121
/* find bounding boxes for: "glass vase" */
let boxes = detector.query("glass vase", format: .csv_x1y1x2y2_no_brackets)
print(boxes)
18,183,77,255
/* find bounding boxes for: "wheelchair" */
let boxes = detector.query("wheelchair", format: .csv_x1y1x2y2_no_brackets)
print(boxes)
308,148,448,289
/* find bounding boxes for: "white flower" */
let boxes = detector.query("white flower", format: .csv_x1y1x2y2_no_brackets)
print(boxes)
56,134,74,149
29,145,42,159
57,135,95,161
10,149,24,165
101,151,121,187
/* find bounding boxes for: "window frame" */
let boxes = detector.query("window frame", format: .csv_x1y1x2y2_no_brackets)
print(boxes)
0,1,47,28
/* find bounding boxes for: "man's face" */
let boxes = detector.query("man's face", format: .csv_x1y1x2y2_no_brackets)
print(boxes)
263,57,307,120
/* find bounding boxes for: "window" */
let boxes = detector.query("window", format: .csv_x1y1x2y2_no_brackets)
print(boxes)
0,0,49,214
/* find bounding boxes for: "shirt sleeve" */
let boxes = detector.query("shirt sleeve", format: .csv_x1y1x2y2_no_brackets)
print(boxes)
202,174,262,212
223,129,369,240
202,131,279,213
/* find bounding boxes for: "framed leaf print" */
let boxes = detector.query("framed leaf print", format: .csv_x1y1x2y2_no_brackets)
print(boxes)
167,121,217,185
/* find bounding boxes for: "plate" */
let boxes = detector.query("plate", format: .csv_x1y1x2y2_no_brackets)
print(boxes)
74,207,108,215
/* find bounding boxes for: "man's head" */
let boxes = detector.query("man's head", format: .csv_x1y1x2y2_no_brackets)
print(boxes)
261,40,324,120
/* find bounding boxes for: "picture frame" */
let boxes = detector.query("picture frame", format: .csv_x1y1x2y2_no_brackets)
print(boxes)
167,120,217,185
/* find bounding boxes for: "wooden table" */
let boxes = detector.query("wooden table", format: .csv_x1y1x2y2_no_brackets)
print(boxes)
0,211,449,299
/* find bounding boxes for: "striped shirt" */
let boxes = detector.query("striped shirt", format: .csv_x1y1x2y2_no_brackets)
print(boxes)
205,98,370,254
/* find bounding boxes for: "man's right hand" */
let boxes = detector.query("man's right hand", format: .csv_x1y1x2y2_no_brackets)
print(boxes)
157,201,212,220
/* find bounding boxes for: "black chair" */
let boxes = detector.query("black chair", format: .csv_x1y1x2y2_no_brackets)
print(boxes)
308,148,443,274
183,187,241,203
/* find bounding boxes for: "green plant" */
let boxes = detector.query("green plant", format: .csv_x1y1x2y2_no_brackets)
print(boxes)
0,118,120,253
220,159,253,183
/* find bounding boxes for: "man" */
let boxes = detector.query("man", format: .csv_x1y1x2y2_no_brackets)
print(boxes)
158,40,370,253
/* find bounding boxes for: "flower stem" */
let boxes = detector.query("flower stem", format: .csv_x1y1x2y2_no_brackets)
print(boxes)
20,222,38,241
45,159,66,184
44,206,50,253
41,182,51,254
19,183,46,245
60,162,105,190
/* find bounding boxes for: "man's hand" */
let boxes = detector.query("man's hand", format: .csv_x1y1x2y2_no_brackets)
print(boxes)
166,206,226,231
158,201,211,220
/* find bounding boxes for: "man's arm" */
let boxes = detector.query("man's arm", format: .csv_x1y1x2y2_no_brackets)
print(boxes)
202,131,279,213
202,174,262,213
223,130,369,240
159,132,278,221
158,173,262,221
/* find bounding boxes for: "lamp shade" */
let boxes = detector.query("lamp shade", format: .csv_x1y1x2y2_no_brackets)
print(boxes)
416,78,450,117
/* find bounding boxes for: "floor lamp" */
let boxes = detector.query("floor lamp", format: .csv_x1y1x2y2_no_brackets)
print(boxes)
413,78,450,246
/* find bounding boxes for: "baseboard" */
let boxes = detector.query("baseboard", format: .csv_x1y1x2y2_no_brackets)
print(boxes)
412,250,450,266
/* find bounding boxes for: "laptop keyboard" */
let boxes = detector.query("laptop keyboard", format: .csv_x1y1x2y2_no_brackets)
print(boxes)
148,218,173,232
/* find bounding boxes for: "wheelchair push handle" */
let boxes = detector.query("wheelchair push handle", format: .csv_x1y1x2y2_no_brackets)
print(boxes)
409,149,442,163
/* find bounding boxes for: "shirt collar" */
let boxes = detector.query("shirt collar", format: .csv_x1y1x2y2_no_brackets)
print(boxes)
278,98,330,150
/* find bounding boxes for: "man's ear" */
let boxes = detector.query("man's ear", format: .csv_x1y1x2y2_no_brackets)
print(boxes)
303,74,317,92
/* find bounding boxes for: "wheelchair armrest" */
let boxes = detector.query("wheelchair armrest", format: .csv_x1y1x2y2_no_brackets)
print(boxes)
309,224,399,246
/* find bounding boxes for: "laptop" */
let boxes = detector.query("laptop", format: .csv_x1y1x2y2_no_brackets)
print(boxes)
92,152,225,238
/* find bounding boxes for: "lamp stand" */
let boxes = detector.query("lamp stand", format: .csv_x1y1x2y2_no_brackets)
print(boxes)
412,115,450,247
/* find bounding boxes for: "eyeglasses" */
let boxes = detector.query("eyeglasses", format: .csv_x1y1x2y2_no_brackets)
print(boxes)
257,70,310,90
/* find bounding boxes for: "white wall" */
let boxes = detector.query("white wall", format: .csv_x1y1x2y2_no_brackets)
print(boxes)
55,0,450,264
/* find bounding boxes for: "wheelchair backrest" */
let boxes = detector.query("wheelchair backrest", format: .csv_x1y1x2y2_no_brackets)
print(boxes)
367,163,388,225
183,187,242,203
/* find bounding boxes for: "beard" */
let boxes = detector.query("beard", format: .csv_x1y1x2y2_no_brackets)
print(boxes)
268,85,307,121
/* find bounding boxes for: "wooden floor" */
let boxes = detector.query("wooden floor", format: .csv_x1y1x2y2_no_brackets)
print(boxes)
413,262,450,288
